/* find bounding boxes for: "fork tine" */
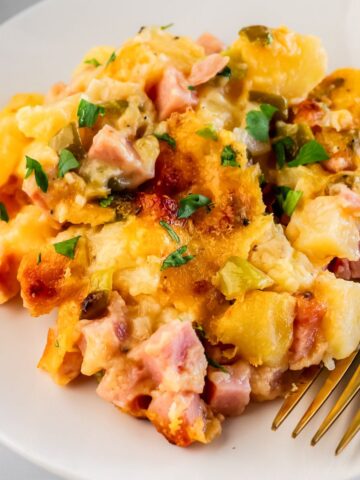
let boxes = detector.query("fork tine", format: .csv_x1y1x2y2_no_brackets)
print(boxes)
311,363,360,446
335,408,360,455
292,352,358,438
272,366,321,430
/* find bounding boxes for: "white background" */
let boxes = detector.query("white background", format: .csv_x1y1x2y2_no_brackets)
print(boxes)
0,2,59,477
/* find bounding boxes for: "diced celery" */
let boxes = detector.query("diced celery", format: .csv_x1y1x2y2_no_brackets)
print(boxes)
50,123,84,159
214,256,273,299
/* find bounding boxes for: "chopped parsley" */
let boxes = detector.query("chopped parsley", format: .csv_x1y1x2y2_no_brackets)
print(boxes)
276,186,303,216
206,355,229,374
53,236,81,259
187,85,196,91
161,245,194,270
54,339,60,348
221,145,239,167
287,140,329,167
160,23,174,30
58,149,80,178
246,103,278,142
99,196,114,208
37,253,42,265
177,193,212,219
217,66,232,78
0,202,9,222
196,125,218,141
84,58,101,67
106,51,117,66
273,136,296,168
154,132,176,149
159,220,180,243
77,99,105,128
25,156,48,193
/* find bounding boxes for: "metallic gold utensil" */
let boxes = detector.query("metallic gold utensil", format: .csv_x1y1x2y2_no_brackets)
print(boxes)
272,351,359,454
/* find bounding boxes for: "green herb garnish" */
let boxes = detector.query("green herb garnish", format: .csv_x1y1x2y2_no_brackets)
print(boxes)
99,196,114,208
221,145,239,167
58,149,80,178
106,51,116,66
25,156,48,193
178,193,212,219
276,186,303,216
196,125,218,141
273,136,295,168
53,236,81,259
54,340,60,348
37,253,42,265
217,66,232,78
287,140,329,167
160,23,174,30
154,132,176,149
77,99,105,128
0,202,9,222
161,245,194,270
246,103,278,142
206,355,229,373
84,58,101,67
187,85,196,91
159,220,180,243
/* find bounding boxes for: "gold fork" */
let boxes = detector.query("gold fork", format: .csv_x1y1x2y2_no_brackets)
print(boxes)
272,351,360,454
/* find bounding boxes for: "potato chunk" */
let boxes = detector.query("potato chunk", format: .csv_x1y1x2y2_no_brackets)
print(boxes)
286,196,359,265
230,26,327,101
16,95,79,142
214,291,296,367
314,272,360,359
38,300,83,385
0,115,29,187
249,222,317,293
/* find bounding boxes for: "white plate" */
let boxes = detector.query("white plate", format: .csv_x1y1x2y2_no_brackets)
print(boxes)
0,0,360,479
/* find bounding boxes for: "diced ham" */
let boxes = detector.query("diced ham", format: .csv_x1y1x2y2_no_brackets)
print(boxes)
88,125,155,188
187,54,229,87
250,366,290,401
97,357,155,417
129,320,207,394
79,292,129,375
328,256,360,280
197,33,225,55
155,67,197,121
205,361,251,416
147,391,221,446
289,293,326,369
322,151,354,173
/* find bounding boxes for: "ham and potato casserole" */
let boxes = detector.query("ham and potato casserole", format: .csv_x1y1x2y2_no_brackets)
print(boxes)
1,24,360,446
